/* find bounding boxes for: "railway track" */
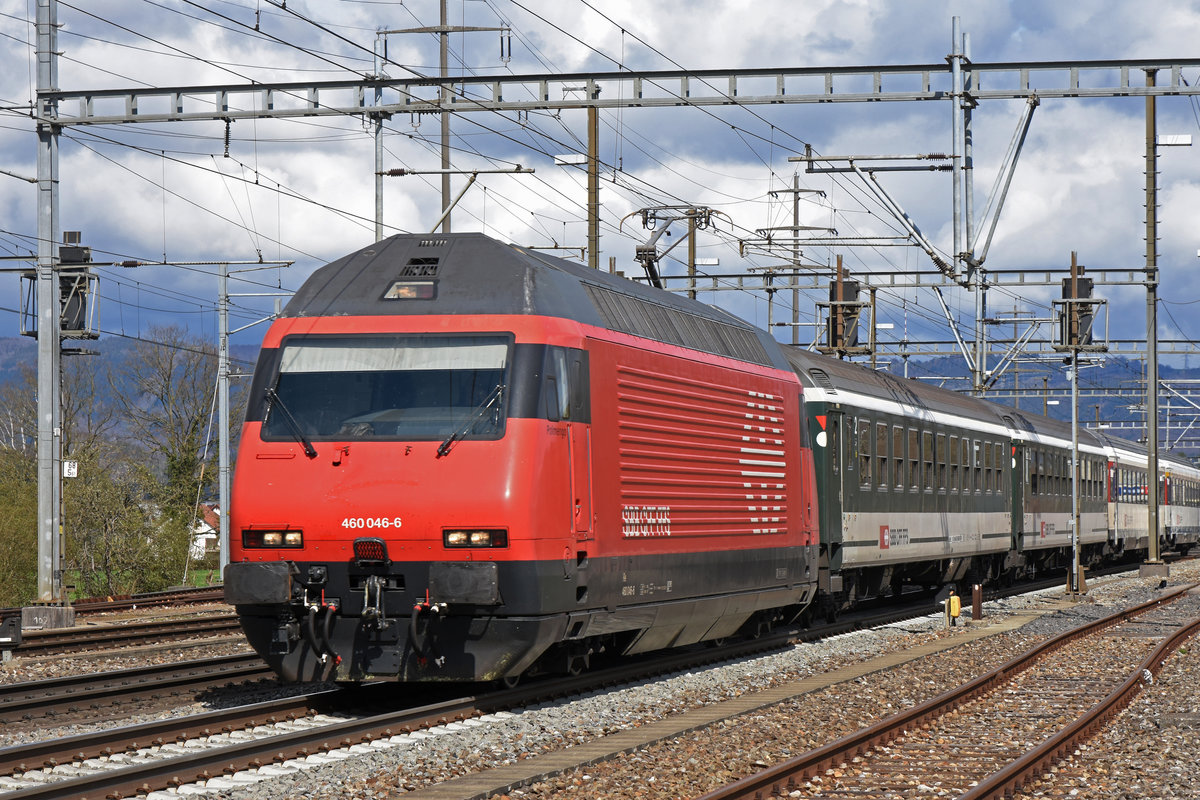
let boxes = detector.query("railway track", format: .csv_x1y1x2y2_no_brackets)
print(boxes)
0,653,273,726
0,593,956,800
0,574,1179,800
71,587,225,614
16,614,242,657
696,583,1200,800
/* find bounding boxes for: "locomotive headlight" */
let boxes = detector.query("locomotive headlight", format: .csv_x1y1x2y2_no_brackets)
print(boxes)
243,529,304,548
443,529,508,548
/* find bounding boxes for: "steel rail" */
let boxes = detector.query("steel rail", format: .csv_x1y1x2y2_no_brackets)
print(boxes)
0,691,331,777
0,574,1151,799
960,608,1200,799
693,583,1199,800
0,599,941,800
0,689,510,800
17,614,241,655
72,587,225,613
0,653,271,725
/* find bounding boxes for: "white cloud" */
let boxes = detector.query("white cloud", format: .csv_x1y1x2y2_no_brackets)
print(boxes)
2,0,1199,357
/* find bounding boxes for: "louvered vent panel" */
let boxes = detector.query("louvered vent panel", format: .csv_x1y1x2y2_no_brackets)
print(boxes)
584,284,771,367
616,365,788,538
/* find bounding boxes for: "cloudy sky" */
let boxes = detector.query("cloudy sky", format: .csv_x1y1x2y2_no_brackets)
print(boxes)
2,0,1200,388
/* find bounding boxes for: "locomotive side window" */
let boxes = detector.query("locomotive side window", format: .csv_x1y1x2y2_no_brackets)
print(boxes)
546,348,571,420
263,334,510,442
539,346,591,423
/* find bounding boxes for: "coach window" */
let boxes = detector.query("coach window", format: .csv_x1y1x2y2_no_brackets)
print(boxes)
987,443,993,490
936,433,947,490
964,441,974,491
876,422,888,489
893,426,904,488
902,429,912,491
950,435,961,493
985,441,995,493
858,418,872,487
993,443,1004,494
961,438,971,493
921,430,934,490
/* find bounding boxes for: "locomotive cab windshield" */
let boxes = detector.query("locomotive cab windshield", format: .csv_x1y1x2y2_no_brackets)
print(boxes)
261,333,511,443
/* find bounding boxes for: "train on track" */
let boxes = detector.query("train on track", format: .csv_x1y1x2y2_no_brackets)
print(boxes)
225,233,1200,683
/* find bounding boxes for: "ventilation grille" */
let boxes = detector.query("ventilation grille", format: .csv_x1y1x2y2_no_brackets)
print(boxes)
808,368,837,394
399,257,439,277
418,239,448,247
585,284,771,366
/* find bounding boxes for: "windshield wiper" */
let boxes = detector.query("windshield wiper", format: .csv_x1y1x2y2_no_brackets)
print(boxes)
265,387,318,459
437,384,505,458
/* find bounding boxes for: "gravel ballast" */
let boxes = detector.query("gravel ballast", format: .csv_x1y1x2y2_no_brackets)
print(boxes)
7,571,1200,800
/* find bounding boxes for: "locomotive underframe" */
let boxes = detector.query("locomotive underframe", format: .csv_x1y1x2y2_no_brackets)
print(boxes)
227,546,818,683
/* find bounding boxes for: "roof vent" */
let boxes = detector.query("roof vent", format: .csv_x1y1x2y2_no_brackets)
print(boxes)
400,257,439,277
809,368,837,394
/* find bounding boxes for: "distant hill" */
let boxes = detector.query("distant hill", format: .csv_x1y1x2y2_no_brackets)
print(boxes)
0,336,1192,455
0,335,260,412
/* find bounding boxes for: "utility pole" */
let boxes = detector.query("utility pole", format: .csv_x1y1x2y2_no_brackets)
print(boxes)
215,261,292,577
588,105,599,269
1142,69,1166,577
35,0,64,609
373,33,389,242
767,176,824,346
391,1,508,234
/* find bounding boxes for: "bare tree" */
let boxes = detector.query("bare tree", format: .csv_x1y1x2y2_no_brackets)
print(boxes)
61,351,119,459
0,365,35,455
0,447,37,605
111,325,218,514
65,445,178,596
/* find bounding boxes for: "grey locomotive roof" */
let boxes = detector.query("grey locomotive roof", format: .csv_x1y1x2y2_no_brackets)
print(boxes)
781,346,1008,426
282,232,790,371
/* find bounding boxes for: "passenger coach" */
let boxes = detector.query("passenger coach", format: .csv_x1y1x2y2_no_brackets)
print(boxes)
786,347,1200,615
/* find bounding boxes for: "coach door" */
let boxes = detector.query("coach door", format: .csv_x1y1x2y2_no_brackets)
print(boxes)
813,408,844,546
1009,439,1025,553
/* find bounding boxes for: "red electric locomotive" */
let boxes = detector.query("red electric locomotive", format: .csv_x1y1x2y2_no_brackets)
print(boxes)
225,233,819,683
